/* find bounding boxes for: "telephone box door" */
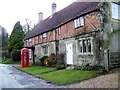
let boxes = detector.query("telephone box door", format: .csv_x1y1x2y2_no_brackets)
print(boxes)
21,48,30,68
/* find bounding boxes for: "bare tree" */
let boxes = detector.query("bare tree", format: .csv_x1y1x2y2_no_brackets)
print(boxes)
23,19,32,34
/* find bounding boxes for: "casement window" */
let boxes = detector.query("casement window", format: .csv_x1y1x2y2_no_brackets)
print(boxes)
112,2,120,20
77,37,93,54
43,33,47,38
87,39,91,52
74,17,84,28
83,40,87,52
58,27,61,35
29,39,32,42
42,45,48,55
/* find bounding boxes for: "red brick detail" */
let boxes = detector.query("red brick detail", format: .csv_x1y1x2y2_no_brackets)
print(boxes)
67,21,75,37
84,12,99,32
38,35,42,43
60,24,67,39
47,31,54,41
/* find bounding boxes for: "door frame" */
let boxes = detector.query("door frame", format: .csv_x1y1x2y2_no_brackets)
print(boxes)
66,43,73,65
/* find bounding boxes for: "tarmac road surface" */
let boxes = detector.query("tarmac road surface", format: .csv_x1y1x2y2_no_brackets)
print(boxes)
0,64,59,89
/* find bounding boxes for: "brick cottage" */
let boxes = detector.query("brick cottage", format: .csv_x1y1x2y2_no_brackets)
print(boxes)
24,1,120,69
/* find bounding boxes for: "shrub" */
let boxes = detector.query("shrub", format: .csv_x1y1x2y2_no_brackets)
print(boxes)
98,67,108,75
44,53,57,67
55,63,66,70
74,64,106,72
39,56,49,66
11,49,21,61
57,53,65,65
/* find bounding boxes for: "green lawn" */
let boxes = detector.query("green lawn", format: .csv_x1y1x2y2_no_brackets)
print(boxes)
0,59,20,64
40,70,98,85
18,66,56,75
17,66,99,86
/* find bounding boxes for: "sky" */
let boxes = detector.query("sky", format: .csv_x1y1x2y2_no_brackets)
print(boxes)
0,0,76,35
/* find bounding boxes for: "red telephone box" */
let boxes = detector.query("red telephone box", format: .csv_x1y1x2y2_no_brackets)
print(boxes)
21,48,30,68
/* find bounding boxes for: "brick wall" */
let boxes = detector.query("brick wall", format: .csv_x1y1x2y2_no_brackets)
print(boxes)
85,12,99,32
38,35,42,43
67,21,75,37
24,11,99,47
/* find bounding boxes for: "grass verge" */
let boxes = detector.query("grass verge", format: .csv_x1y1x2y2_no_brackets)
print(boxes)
18,66,56,75
40,70,98,85
0,58,20,64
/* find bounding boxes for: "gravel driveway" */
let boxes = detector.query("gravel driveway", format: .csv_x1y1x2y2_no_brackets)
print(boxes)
64,68,119,88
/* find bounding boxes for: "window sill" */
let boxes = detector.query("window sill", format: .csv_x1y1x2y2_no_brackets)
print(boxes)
42,37,47,39
75,25,84,29
111,18,120,21
77,52,93,56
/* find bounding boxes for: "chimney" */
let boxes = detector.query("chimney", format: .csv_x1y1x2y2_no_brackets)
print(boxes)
51,2,57,15
38,12,43,23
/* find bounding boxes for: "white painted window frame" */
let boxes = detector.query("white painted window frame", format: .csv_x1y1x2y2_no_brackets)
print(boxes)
74,17,84,28
43,33,47,38
29,38,32,42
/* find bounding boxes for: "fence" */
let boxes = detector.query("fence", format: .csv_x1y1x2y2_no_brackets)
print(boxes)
109,52,120,69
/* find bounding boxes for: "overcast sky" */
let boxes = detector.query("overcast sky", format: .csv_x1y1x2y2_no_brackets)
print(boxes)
0,0,76,35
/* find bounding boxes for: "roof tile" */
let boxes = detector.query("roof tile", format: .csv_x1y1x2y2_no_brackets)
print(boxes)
24,2,100,40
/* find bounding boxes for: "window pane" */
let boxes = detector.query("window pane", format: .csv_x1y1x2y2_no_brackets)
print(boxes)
43,46,48,54
58,27,61,34
79,40,82,53
29,39,31,42
43,33,47,38
83,40,86,52
74,20,77,28
112,3,119,19
87,39,91,52
77,18,80,27
80,17,84,26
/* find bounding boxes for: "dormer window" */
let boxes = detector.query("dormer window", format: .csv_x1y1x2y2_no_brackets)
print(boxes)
43,33,47,38
74,17,84,28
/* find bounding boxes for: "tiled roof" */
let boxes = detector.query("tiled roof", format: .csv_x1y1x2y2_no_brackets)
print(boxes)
24,2,100,40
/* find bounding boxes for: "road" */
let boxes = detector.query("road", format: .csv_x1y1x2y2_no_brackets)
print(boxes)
0,64,59,89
